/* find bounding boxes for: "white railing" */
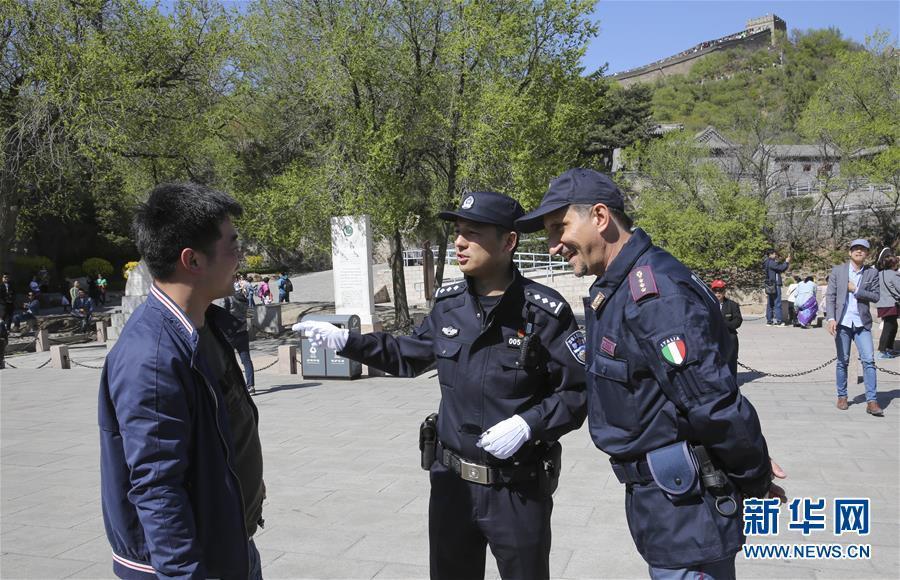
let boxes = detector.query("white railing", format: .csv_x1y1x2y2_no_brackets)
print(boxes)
403,248,572,283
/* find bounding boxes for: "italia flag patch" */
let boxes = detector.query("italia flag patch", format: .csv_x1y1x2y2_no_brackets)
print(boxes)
658,335,687,366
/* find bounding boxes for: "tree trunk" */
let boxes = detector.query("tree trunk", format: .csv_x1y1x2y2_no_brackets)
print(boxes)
434,220,452,288
0,191,22,271
388,228,411,328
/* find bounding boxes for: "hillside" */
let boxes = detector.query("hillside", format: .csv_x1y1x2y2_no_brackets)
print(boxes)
645,29,863,141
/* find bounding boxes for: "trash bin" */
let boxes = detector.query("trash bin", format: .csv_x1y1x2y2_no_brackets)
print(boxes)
298,314,362,379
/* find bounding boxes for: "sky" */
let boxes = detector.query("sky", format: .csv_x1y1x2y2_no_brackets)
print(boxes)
583,0,899,75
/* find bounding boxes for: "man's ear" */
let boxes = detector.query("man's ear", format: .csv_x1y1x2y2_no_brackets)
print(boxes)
592,203,612,234
505,231,518,254
180,248,201,273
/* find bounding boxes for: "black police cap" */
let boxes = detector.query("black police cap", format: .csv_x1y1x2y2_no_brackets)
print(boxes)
438,191,524,230
515,168,625,233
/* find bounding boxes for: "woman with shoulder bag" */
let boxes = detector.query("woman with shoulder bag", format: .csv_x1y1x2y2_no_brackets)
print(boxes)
875,253,900,359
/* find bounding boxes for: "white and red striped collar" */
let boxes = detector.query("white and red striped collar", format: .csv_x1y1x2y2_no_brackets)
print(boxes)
150,284,195,336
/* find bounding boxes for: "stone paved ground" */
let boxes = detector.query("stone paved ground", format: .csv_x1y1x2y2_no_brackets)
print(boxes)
1,317,898,579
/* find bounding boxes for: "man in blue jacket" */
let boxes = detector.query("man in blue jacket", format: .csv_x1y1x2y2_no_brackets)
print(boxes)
99,182,265,579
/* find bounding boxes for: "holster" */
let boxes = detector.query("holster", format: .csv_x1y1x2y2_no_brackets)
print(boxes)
537,441,562,497
419,413,438,470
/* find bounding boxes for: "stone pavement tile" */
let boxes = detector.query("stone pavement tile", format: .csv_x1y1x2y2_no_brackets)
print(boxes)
371,562,430,579
736,561,819,578
54,533,112,564
0,451,71,468
0,553,94,578
0,524,102,559
258,551,384,579
64,561,116,578
12,499,99,529
341,531,428,567
256,525,365,557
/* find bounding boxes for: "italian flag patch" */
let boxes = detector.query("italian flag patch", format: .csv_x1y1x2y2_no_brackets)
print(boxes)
658,335,687,366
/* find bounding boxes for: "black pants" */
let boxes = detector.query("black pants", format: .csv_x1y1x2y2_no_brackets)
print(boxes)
429,461,551,580
879,315,898,352
1,303,12,327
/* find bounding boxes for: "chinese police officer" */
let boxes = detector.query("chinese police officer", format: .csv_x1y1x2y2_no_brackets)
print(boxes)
295,191,587,580
515,169,786,579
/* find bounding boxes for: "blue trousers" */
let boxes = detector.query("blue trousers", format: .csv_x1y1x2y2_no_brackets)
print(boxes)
765,286,782,323
835,325,877,401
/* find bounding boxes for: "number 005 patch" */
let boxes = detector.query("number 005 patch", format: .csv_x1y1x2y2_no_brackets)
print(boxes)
565,330,587,365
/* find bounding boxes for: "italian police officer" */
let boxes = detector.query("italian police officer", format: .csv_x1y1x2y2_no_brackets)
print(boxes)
295,191,587,580
516,169,786,579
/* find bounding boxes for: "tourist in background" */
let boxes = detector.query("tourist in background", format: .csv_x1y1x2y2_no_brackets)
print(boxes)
786,275,800,326
71,288,94,333
763,248,791,326
875,254,900,359
0,272,15,327
826,239,881,416
277,271,292,303
711,279,743,379
96,273,108,306
258,276,272,304
794,275,819,328
11,291,39,333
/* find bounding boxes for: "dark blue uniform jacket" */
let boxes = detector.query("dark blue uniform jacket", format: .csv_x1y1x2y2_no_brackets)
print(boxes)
99,286,255,579
585,229,772,568
340,270,587,466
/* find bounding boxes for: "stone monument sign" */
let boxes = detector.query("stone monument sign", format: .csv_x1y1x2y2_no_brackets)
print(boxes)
331,215,376,327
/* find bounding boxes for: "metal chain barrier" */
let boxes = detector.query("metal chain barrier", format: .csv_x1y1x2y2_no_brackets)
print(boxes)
254,358,279,371
875,364,900,376
71,359,106,370
34,359,51,369
737,356,837,378
4,361,16,369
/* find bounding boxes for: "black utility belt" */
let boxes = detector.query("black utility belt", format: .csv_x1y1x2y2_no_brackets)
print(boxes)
439,446,538,486
610,441,739,517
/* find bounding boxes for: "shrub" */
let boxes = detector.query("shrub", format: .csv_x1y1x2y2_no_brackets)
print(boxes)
11,255,54,278
62,265,84,279
82,257,114,278
245,255,265,271
122,261,139,280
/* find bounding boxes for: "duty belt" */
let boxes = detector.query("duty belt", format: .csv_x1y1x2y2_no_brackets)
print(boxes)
609,457,654,485
439,445,538,486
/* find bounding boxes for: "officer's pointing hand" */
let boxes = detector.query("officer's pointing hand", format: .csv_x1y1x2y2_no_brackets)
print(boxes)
476,415,531,460
292,321,349,351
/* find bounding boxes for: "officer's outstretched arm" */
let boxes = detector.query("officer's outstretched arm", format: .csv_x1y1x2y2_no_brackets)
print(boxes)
626,290,773,498
517,306,588,443
297,317,437,378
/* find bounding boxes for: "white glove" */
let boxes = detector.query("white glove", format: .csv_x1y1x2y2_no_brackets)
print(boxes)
476,415,531,460
292,321,349,351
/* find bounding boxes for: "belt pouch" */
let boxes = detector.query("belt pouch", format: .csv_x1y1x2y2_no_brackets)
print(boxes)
646,441,700,502
419,413,438,470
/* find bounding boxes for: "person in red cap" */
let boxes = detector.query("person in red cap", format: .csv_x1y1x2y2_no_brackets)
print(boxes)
711,279,743,380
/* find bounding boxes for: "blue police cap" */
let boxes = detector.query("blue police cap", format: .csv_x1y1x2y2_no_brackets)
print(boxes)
438,191,524,230
515,168,625,233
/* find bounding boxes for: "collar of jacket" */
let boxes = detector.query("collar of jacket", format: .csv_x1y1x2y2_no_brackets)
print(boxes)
147,284,199,349
589,228,653,304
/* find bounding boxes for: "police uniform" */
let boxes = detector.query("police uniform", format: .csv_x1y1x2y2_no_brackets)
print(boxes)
339,191,587,580
517,170,773,578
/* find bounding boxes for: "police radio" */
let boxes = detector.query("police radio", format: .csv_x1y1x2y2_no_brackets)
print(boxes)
517,307,541,368
419,413,438,470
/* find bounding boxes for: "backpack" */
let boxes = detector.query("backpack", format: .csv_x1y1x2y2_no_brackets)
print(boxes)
283,277,293,293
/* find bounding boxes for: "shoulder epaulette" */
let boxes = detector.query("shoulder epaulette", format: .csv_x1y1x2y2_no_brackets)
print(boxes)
524,288,567,317
628,265,659,303
434,281,467,300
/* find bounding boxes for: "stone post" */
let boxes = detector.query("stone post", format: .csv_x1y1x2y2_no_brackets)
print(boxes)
50,345,70,369
35,329,50,352
278,345,297,375
96,320,109,343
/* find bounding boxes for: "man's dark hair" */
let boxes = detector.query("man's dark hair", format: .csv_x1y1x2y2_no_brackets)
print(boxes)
572,203,634,231
132,182,243,281
765,248,775,256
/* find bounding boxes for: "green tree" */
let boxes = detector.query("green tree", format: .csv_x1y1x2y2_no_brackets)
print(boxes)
799,33,899,245
625,134,769,271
